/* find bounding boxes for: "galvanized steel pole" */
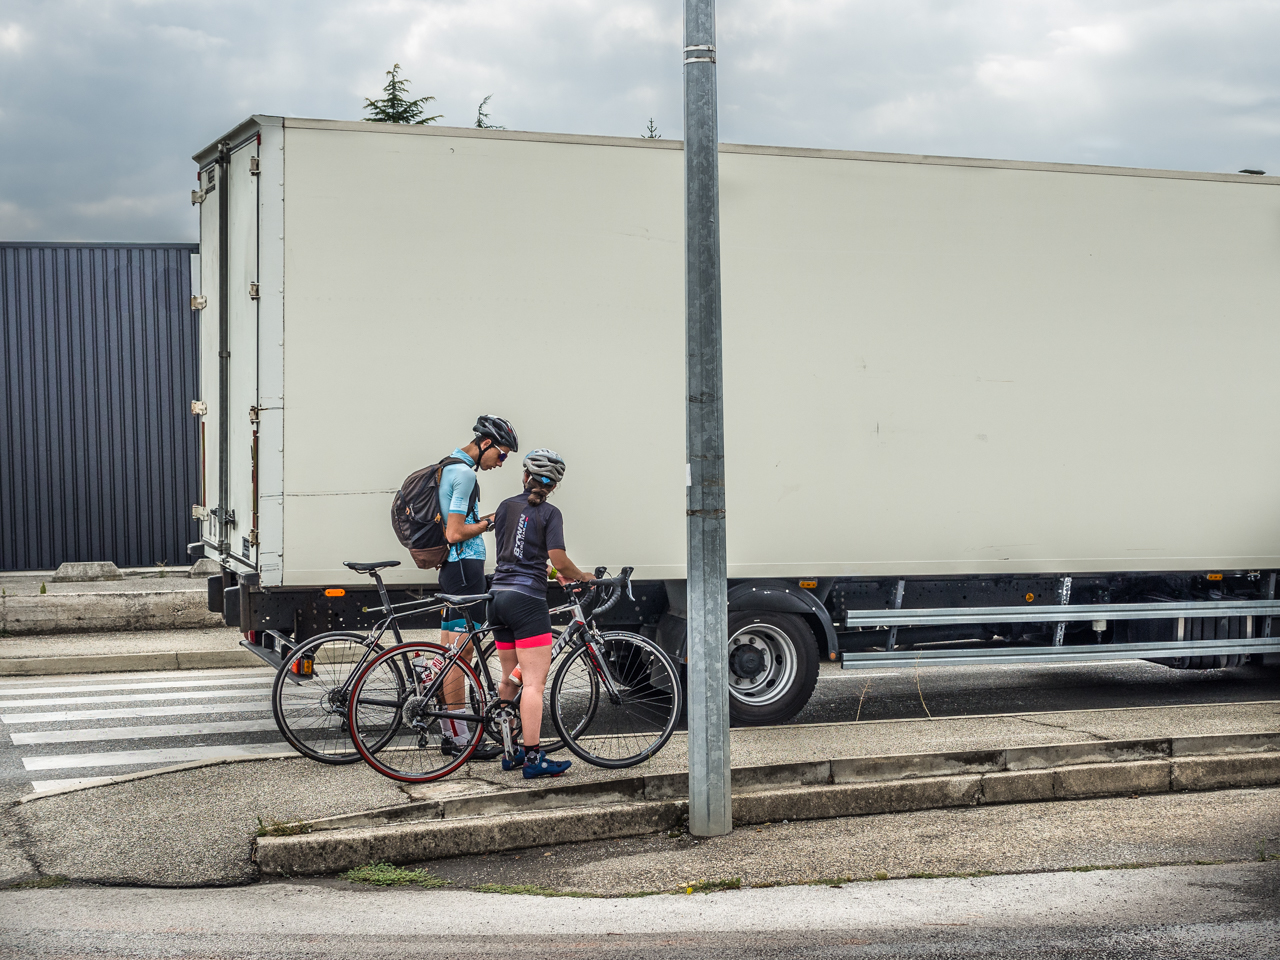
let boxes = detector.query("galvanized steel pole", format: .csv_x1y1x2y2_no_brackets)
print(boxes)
683,0,732,837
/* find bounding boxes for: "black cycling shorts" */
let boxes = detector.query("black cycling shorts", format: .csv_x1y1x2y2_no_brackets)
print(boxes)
489,590,553,650
439,557,487,629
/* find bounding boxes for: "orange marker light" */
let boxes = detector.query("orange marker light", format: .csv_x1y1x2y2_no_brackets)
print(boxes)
325,588,346,597
1206,573,1223,581
799,580,818,589
1025,593,1035,602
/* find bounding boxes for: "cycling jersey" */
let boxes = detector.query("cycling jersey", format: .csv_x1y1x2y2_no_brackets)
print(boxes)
490,493,565,600
438,448,484,563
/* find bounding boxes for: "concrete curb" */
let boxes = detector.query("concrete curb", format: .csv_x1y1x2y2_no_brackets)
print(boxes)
0,590,223,636
0,648,263,677
254,732,1280,877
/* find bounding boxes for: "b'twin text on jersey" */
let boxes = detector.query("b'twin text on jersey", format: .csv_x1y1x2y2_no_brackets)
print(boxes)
514,514,529,559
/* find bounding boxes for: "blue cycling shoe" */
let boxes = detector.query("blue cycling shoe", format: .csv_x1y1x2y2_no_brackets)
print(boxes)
501,747,525,771
522,749,571,779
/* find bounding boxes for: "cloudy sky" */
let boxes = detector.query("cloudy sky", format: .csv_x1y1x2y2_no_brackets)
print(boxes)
1,0,1277,242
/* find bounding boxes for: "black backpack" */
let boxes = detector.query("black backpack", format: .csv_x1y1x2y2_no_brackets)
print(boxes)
391,457,479,568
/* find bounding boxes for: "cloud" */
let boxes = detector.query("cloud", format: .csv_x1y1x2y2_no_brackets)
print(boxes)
0,0,1277,241
0,23,26,54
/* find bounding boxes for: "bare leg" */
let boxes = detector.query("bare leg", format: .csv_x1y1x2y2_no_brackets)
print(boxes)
497,648,519,703
515,645,553,749
440,629,471,740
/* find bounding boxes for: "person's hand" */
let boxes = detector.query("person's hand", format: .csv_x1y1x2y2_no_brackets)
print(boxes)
555,572,571,586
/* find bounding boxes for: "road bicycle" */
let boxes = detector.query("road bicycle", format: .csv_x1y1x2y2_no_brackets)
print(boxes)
346,566,683,783
272,561,556,764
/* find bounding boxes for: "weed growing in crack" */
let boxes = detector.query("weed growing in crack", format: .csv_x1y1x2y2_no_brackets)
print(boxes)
256,817,312,838
343,863,449,888
677,877,742,894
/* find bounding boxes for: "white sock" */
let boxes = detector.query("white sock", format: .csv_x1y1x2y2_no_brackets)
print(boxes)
444,719,470,740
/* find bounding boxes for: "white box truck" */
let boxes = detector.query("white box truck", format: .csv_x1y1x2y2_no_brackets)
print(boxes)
191,116,1280,724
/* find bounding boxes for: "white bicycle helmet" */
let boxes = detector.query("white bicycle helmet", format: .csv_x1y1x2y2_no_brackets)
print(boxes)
523,448,566,484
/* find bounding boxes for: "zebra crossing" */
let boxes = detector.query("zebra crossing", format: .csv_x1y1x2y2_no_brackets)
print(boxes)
0,667,291,793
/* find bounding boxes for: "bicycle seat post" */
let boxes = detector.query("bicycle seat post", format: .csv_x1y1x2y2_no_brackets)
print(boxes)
371,571,393,611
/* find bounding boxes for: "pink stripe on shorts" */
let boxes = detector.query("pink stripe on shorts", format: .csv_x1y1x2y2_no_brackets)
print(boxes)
514,632,553,649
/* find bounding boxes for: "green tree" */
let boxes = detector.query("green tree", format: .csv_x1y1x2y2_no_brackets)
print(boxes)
363,64,442,124
475,95,505,130
642,118,661,139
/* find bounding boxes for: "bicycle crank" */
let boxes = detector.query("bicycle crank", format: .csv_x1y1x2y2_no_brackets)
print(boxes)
482,699,522,756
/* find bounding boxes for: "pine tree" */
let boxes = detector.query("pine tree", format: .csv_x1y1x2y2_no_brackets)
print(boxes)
363,64,442,124
643,118,661,139
475,95,506,130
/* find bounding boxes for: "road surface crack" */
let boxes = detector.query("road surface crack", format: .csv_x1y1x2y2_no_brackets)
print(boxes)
1014,716,1107,740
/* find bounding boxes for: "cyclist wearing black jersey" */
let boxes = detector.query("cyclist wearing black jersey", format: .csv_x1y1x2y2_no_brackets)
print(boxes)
489,449,593,778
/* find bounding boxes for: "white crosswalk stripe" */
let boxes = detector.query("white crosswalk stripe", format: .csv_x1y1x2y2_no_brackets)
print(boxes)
0,668,293,792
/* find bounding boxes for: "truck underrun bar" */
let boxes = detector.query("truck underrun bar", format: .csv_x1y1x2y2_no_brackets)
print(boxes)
843,636,1280,669
843,599,1280,628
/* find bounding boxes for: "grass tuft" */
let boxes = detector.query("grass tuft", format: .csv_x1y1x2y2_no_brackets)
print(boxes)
6,875,68,890
677,877,742,895
343,862,450,888
256,817,312,838
473,883,596,897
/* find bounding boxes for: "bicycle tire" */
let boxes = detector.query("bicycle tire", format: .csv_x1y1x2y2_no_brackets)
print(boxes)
550,631,682,769
349,641,485,783
272,630,393,764
475,640,569,754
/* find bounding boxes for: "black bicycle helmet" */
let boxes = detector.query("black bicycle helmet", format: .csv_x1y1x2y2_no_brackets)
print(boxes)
523,448,566,484
473,415,519,452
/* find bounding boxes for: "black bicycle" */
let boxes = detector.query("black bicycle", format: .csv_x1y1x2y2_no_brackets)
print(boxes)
346,567,683,783
272,561,557,764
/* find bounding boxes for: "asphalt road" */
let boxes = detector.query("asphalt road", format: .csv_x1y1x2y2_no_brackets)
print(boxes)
1,862,1277,958
0,658,1274,803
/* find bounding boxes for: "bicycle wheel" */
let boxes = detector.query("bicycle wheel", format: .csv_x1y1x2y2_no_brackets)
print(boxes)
349,641,484,783
272,631,390,764
550,631,682,768
476,640,568,754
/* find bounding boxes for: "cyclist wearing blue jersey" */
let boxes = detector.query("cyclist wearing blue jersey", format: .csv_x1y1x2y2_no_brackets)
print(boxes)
438,415,518,759
490,449,594,778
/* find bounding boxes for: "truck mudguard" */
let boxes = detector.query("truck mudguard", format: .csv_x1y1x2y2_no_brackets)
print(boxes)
728,580,839,661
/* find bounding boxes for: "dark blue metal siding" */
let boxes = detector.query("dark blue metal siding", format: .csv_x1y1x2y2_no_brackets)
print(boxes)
0,243,201,571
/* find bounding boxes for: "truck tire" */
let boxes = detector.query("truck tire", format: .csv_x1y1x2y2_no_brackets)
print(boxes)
726,611,819,726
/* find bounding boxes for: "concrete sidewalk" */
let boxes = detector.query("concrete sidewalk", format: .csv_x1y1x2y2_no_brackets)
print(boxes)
4,700,1278,887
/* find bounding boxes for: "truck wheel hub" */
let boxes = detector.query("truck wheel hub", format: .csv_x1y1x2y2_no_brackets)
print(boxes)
730,644,766,679
728,623,800,707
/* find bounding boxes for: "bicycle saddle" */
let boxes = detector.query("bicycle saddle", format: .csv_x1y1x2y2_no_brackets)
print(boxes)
437,592,493,606
343,560,402,572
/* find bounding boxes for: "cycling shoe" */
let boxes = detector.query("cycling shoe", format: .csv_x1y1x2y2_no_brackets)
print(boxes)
440,738,503,761
523,749,571,779
501,747,526,771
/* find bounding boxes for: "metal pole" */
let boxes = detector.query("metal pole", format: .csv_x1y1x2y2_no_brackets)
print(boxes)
683,0,731,837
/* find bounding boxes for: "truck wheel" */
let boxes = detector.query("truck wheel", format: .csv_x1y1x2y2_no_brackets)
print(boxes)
726,611,819,726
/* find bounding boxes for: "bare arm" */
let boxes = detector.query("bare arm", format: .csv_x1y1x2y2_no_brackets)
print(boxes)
446,512,493,545
548,549,593,582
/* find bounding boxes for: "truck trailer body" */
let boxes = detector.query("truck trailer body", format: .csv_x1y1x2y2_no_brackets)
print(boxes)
192,116,1280,724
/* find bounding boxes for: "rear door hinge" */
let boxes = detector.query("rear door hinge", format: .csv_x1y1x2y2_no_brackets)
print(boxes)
248,530,260,546
191,400,208,416
249,406,260,423
191,295,207,310
191,504,210,521
249,282,260,300
249,156,260,175
191,189,207,205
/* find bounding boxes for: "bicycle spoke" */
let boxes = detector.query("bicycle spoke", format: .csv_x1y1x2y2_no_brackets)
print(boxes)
350,642,485,782
273,632,382,764
552,632,681,768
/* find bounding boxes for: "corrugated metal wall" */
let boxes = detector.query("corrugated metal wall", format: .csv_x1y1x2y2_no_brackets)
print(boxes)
0,242,201,571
